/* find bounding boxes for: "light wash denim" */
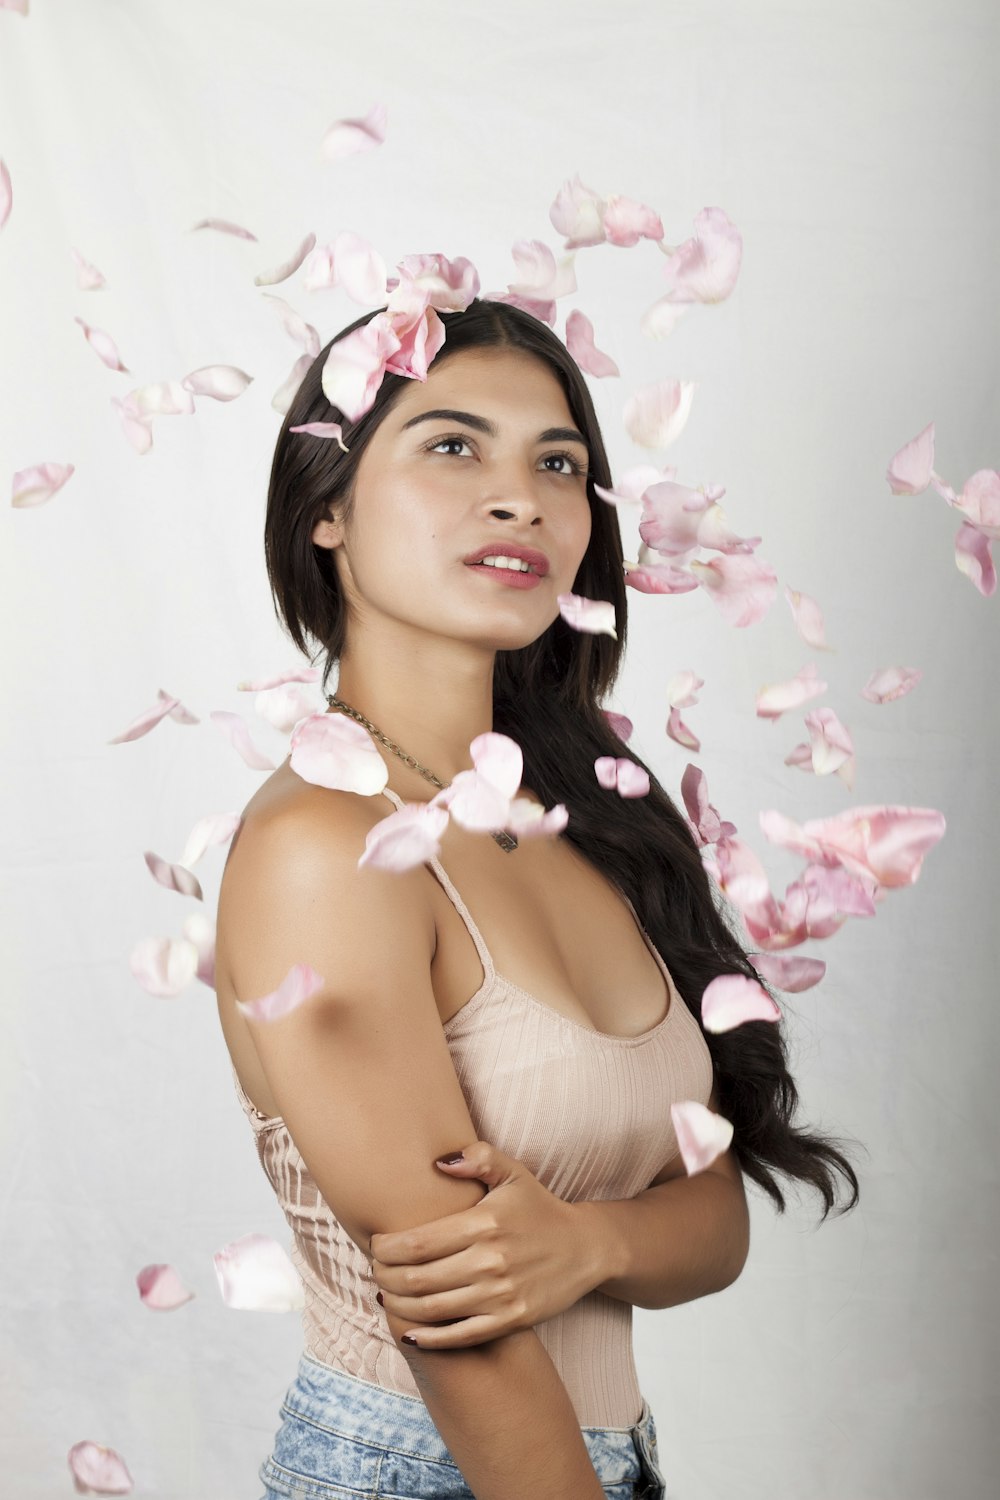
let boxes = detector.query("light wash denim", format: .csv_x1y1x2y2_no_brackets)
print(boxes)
257,1351,668,1499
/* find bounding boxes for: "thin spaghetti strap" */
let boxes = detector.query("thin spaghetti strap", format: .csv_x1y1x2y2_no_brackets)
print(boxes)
376,785,496,979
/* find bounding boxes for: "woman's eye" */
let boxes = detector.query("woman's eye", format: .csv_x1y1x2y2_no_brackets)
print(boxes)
425,436,586,477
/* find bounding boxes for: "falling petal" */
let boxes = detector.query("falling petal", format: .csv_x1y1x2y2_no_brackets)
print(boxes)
331,229,389,304
557,591,618,638
623,377,697,449
659,207,742,304
666,670,703,707
67,1441,133,1495
951,468,1000,536
235,962,326,1023
601,194,665,247
108,690,197,743
254,231,317,286
549,174,607,248
593,482,641,510
565,309,619,377
0,158,10,230
680,764,737,847
751,951,826,993
71,247,106,289
755,663,828,720
144,852,203,900
237,665,321,691
666,707,700,750
10,461,74,508
358,801,451,871
670,1099,735,1174
954,522,996,596
320,314,400,423
131,381,196,417
800,706,855,778
260,292,320,357
182,365,253,401
110,393,153,454
288,710,388,792
253,682,321,733
214,1232,304,1311
288,420,349,452
209,710,278,770
74,316,129,372
182,911,216,987
272,352,314,414
136,1263,195,1310
508,239,577,300
701,972,782,1032
178,813,241,868
393,252,480,311
604,710,633,742
469,732,524,800
439,769,515,833
504,798,569,838
129,935,200,996
321,101,387,161
623,559,700,595
191,217,258,240
886,421,935,494
689,552,778,627
860,666,923,704
640,296,689,339
785,587,832,649
758,803,947,889
1,0,30,15
483,289,557,324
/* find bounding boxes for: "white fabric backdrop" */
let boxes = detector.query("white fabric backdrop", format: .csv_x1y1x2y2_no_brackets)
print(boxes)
2,0,997,1495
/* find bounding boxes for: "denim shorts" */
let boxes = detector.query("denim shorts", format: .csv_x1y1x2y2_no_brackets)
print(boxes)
257,1351,667,1499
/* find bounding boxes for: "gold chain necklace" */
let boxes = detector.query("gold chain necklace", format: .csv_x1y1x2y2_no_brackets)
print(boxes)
326,694,519,852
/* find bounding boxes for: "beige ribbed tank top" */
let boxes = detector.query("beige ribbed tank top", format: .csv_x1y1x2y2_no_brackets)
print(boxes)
231,785,714,1427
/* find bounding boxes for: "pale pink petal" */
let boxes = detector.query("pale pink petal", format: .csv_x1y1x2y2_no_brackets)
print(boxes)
615,758,650,797
482,289,558,324
164,690,199,725
623,378,697,449
886,421,935,494
209,710,278,770
693,501,761,556
593,482,642,510
755,663,828,720
666,670,703,707
10,461,74,508
254,682,322,733
129,935,200,996
394,252,480,311
68,1440,133,1495
0,158,11,230
321,102,387,162
144,851,204,900
71,247,106,290
666,706,701,750
110,393,153,453
0,1,30,17
191,217,258,240
565,309,619,377
178,813,242,868
604,710,633,742
358,801,450,871
320,313,401,422
952,468,1000,536
680,765,737,847
758,804,947,889
640,296,690,339
182,911,216,987
108,691,197,743
955,521,996,595
330,229,389,304
785,586,831,649
504,798,569,838
659,207,743,304
272,352,314,414
253,231,317,287
288,420,349,452
670,1099,735,1174
623,558,700,594
384,305,446,380
136,1263,195,1311
595,757,618,791
74,316,129,372
751,951,827,993
438,769,514,833
557,590,618,638
701,972,782,1033
689,552,778,627
508,239,577,300
469,732,524,800
131,381,196,417
182,365,253,401
260,292,320,357
214,1232,304,1311
800,707,855,777
601,194,664,247
237,665,321,691
235,962,326,1023
288,710,388,792
860,665,923,704
549,174,607,248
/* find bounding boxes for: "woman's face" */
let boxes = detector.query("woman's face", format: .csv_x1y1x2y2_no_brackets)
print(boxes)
312,345,594,655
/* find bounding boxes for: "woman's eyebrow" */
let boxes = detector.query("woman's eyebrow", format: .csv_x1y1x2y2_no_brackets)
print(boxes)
398,407,589,449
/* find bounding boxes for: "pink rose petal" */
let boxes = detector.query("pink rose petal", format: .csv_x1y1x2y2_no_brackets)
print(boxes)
601,193,665,247
288,420,349,452
680,765,737,847
68,1440,133,1495
108,690,198,743
0,1,30,17
658,207,742,304
469,732,524,800
0,158,11,230
623,377,697,450
178,813,242,868
253,231,317,287
565,309,620,377
860,666,923,704
666,706,700,751
755,663,828,720
886,421,935,494
549,174,607,248
750,951,827,993
144,851,204,900
214,1232,304,1310
508,239,577,300
623,559,700,594
131,380,196,417
129,935,200,996
358,802,450,872
557,591,618,638
110,393,153,453
253,682,323,734
237,665,321,691
191,217,258,240
603,710,633,742
701,972,782,1033
320,313,401,422
10,461,75,508
640,295,690,340
595,757,650,797
272,352,314,414
261,292,320,357
71,247,107,290
758,803,947,889
235,961,326,1023
504,798,569,839
670,1099,735,1174
955,521,996,595
74,316,129,372
182,365,253,401
666,670,703,708
482,289,558,324
136,1263,195,1310
288,711,389,792
689,552,778,627
182,911,216,988
321,102,387,161
785,587,831,650
209,710,278,770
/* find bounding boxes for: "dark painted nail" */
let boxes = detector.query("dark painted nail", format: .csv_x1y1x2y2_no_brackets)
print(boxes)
375,1291,384,1306
437,1151,464,1164
401,1334,419,1346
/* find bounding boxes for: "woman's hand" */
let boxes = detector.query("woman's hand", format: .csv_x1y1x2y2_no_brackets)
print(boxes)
368,1142,606,1349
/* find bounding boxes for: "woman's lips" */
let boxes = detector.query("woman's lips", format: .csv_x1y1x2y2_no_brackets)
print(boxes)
465,562,543,590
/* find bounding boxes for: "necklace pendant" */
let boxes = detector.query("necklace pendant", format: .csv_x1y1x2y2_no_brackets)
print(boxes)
492,829,519,853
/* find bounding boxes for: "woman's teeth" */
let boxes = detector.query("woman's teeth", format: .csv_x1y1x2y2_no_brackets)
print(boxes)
476,556,534,572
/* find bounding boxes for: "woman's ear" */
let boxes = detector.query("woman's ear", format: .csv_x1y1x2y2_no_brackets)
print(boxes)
311,515,341,549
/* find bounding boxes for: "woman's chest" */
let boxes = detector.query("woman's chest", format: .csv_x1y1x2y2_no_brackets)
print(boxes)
424,823,673,1039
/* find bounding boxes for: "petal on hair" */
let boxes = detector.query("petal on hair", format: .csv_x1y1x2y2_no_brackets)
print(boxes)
860,665,923,704
549,174,607,248
178,813,242,869
260,292,321,357
272,352,314,415
288,710,389,792
67,1441,133,1495
136,1263,196,1311
659,206,743,303
237,665,321,691
394,253,480,311
623,378,696,450
129,935,200,997
144,852,204,901
71,247,107,290
191,217,258,240
253,231,317,287
320,314,401,422
209,710,278,770
358,802,450,871
182,365,253,401
213,1232,304,1310
73,315,129,372
565,309,619,377
235,962,326,1023
886,421,935,494
701,972,782,1032
321,101,387,161
595,756,618,791
384,305,445,381
755,663,828,720
288,420,349,451
603,710,633,742
751,951,827,993
688,552,778,627
0,158,11,230
670,1100,735,1174
10,461,75,508
601,194,664,247
785,586,831,650
557,591,618,638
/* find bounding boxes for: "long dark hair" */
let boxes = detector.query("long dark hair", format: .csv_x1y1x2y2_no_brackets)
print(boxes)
264,297,862,1220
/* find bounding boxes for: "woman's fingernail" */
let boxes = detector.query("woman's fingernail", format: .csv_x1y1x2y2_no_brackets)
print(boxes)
401,1334,419,1346
436,1152,464,1165
375,1291,384,1306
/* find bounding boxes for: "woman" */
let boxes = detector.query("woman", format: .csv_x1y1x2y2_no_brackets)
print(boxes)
214,296,860,1499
